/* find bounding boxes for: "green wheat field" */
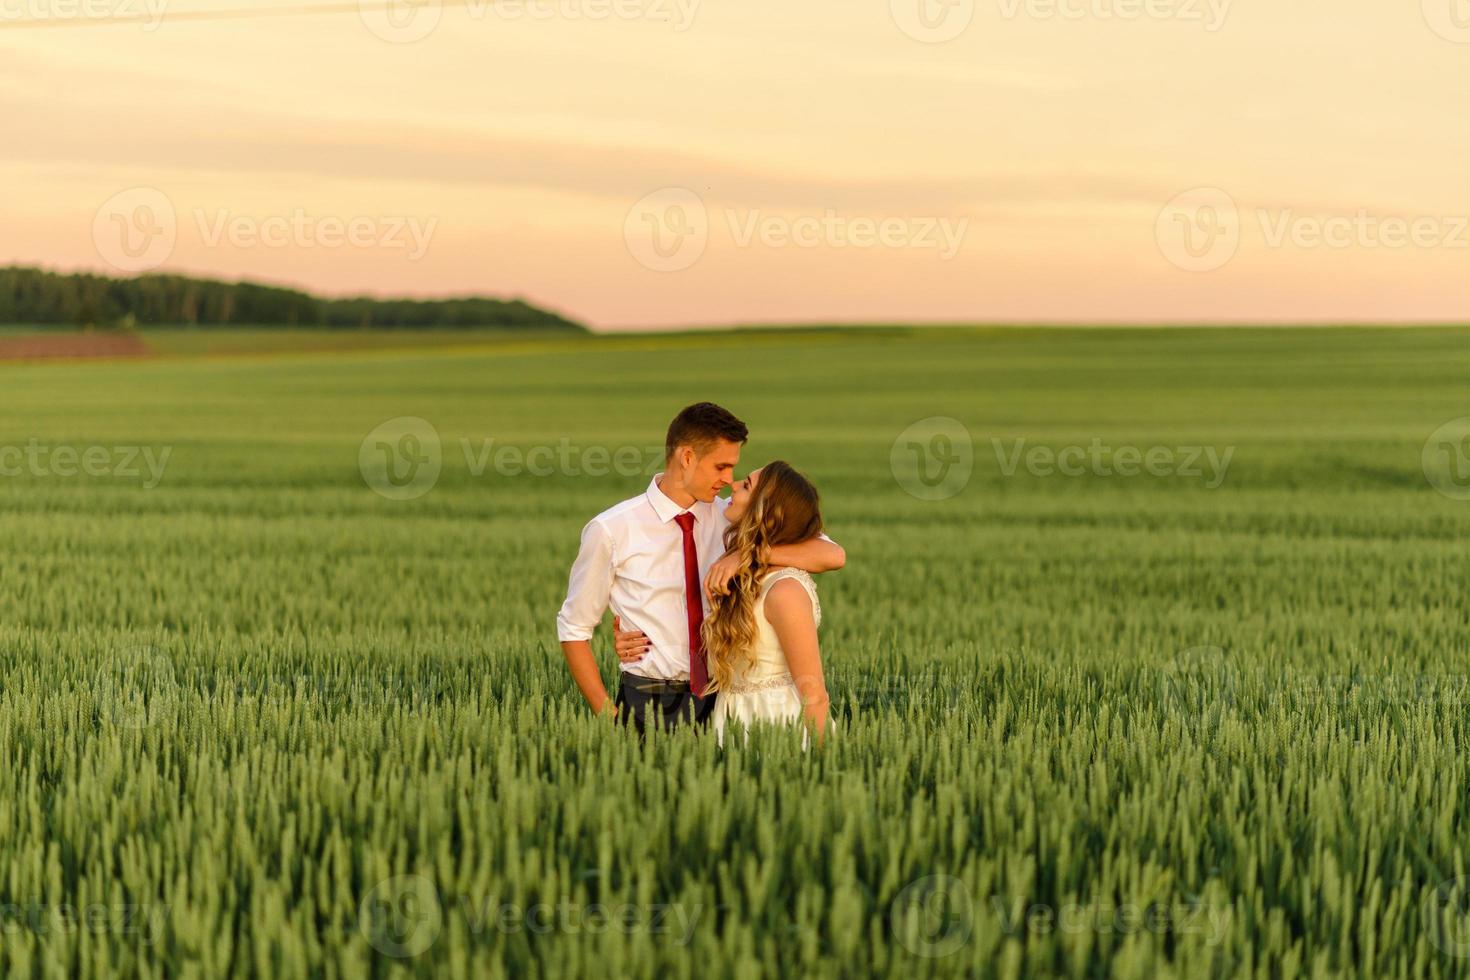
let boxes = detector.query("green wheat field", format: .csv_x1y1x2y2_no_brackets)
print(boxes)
3,325,1470,978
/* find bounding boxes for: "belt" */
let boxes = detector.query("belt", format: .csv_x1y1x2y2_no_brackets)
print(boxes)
624,673,693,695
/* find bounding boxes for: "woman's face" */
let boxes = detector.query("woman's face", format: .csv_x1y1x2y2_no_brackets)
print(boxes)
723,467,762,523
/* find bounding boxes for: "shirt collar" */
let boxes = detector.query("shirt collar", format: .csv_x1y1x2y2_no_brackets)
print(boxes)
646,473,696,525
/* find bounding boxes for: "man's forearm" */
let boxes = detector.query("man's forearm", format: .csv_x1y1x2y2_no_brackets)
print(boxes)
768,536,846,573
561,640,612,713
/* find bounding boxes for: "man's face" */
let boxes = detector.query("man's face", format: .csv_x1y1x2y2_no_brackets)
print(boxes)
673,438,741,503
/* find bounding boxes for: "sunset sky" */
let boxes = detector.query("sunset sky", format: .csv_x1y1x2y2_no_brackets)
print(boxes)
3,0,1468,329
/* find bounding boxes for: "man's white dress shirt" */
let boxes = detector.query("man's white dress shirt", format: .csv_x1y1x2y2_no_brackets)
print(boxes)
556,475,732,680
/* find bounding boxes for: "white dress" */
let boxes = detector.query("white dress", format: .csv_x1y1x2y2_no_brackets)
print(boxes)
710,567,829,748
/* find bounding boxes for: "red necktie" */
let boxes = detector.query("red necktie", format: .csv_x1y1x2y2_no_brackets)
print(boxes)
673,512,710,696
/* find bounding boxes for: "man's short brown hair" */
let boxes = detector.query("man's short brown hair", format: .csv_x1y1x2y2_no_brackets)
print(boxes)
665,402,749,461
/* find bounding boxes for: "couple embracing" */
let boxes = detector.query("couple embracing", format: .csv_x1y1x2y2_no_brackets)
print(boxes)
556,403,845,745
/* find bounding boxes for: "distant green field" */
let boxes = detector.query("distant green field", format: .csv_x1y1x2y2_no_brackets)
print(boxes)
2,326,1470,977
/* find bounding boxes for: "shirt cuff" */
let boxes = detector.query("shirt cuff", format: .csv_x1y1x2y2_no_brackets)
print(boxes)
556,616,594,643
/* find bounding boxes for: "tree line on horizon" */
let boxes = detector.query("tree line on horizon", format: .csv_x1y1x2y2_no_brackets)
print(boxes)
0,266,584,331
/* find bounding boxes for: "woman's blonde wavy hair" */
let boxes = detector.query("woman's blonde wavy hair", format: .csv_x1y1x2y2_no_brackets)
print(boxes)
701,460,823,692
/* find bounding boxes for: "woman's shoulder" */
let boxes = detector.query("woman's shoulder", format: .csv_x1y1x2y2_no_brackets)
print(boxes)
758,567,821,625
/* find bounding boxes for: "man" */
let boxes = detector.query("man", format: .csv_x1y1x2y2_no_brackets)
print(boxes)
556,402,845,734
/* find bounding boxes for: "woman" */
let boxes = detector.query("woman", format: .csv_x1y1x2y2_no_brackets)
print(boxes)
703,461,832,747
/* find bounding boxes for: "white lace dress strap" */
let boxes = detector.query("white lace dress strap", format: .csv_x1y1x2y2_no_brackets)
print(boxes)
759,567,821,627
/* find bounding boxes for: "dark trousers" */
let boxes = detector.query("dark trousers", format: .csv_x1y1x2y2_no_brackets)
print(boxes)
615,673,716,736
